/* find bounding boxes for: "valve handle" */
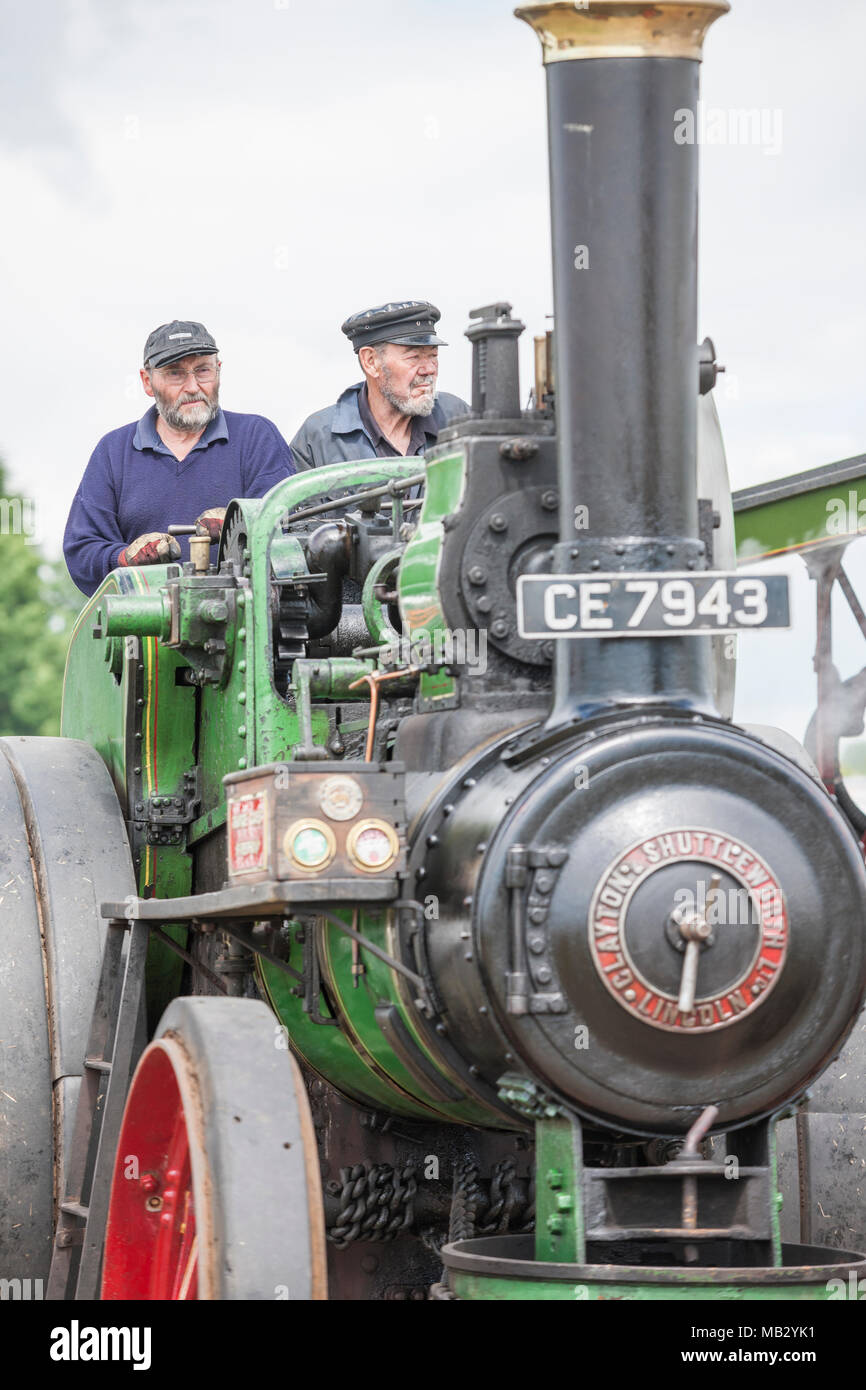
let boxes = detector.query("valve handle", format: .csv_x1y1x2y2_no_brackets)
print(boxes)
675,872,721,1015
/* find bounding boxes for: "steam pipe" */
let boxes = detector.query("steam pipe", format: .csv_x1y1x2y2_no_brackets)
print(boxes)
516,1,729,722
305,520,352,639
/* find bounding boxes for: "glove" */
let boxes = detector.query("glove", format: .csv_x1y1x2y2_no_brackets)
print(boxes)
194,507,227,543
118,532,182,567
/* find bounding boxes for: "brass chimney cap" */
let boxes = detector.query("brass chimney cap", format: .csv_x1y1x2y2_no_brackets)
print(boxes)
515,1,730,63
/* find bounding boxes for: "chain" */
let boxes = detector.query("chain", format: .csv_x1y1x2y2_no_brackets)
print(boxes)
327,1162,418,1248
328,1156,535,1250
448,1156,535,1242
477,1156,518,1234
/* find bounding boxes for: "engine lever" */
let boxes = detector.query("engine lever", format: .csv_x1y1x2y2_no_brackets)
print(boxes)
674,873,721,1015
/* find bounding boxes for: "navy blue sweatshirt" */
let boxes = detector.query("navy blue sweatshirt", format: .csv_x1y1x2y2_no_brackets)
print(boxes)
64,406,295,596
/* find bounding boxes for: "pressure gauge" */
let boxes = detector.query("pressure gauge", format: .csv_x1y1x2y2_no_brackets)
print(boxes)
284,819,337,872
318,775,364,822
346,820,400,874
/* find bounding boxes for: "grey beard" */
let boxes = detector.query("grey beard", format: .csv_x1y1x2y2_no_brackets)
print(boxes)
154,388,220,433
379,368,437,418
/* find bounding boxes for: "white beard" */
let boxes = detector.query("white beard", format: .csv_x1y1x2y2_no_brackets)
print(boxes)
154,388,220,433
379,364,437,418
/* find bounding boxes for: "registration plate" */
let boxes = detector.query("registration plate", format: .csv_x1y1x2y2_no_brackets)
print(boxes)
516,572,790,639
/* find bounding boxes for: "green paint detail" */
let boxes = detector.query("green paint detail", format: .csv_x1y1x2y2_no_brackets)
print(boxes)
307,658,376,699
97,591,171,639
423,447,468,517
734,473,866,561
498,1073,564,1120
399,449,466,706
288,658,375,759
323,906,510,1127
362,548,403,648
269,534,308,581
246,461,422,770
62,576,132,803
256,953,428,1118
260,904,507,1126
63,567,194,1028
62,462,512,1120
318,910,446,1118
534,1114,585,1263
101,576,237,690
187,801,227,847
449,1271,849,1301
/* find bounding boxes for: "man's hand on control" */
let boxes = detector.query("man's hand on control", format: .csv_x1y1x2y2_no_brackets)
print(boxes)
194,507,227,542
118,532,182,567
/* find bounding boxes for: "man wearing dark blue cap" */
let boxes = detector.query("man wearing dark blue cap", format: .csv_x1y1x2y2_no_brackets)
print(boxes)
290,301,469,470
64,320,296,596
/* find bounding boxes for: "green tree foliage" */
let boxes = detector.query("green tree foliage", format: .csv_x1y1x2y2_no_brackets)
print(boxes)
0,458,83,735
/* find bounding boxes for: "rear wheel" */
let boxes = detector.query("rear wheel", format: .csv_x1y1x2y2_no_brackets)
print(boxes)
0,737,134,1282
101,996,327,1300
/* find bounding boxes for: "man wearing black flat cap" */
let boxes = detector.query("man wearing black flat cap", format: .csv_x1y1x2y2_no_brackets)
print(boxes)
64,320,295,596
290,301,469,470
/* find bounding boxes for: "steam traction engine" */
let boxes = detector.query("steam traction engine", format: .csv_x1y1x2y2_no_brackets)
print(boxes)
3,0,866,1300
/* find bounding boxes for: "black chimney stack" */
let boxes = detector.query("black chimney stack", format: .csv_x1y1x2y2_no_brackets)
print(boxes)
516,0,729,722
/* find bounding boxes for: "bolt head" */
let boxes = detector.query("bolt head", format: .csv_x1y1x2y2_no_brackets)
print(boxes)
468,566,486,586
489,514,508,533
491,619,509,639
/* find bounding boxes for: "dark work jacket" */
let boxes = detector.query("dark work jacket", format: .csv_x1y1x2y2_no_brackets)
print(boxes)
289,382,470,470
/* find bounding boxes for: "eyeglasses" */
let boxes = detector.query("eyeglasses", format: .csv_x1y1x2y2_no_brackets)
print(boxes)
155,363,219,385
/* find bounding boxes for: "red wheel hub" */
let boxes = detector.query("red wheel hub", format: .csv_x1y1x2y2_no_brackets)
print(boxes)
101,1039,210,1300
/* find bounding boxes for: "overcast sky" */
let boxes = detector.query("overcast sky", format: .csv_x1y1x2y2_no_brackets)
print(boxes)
1,0,864,742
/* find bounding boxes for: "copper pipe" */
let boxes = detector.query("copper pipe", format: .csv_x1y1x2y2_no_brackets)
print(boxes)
348,667,421,762
682,1104,719,1159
